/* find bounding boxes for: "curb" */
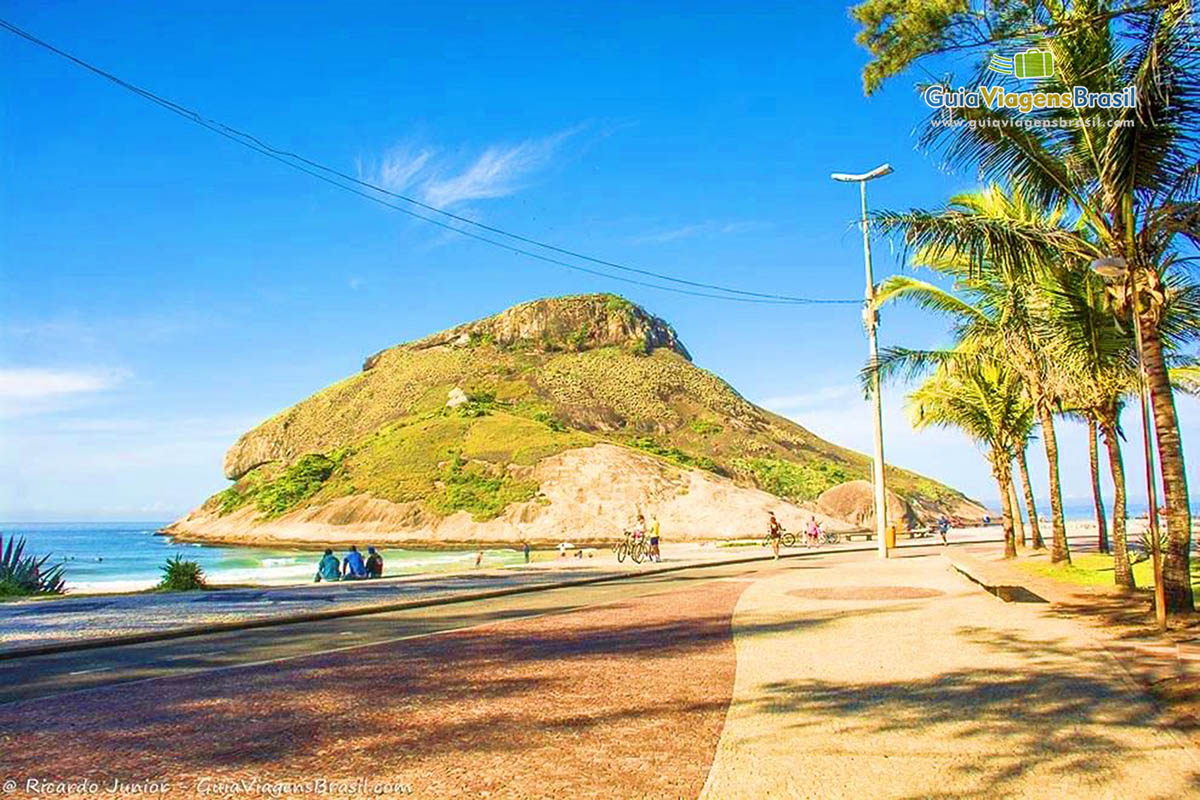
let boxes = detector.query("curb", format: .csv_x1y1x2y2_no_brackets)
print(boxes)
0,536,1003,662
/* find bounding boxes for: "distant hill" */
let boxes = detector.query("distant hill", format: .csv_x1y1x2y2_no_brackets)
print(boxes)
165,294,985,546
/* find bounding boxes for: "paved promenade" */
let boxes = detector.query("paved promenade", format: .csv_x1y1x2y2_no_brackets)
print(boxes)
2,542,1195,798
700,548,1199,799
0,534,997,652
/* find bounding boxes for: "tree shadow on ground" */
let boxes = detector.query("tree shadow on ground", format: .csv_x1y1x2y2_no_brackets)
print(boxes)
0,580,868,798
746,624,1196,800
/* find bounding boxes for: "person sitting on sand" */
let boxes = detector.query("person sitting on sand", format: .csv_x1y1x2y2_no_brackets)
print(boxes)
365,546,383,579
342,545,369,580
315,549,340,582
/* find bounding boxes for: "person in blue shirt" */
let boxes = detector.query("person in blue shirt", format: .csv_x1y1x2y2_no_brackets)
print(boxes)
314,549,340,582
342,545,368,580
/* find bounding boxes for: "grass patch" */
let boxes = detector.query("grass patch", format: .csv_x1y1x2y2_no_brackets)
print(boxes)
734,457,855,502
428,454,538,521
1015,552,1200,591
255,452,343,517
689,419,723,436
629,437,722,473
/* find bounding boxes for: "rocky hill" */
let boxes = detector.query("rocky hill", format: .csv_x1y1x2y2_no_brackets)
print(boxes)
165,294,985,547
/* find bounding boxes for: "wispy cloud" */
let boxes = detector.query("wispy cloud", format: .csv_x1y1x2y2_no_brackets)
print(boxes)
0,368,128,401
361,128,579,211
630,220,769,245
759,384,859,412
371,146,436,194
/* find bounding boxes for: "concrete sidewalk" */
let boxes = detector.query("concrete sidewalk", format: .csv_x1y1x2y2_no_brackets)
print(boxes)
700,549,1199,799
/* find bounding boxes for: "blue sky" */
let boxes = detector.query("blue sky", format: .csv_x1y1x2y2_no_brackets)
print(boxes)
2,0,1196,520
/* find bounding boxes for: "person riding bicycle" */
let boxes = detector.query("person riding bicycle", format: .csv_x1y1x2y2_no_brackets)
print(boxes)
767,512,783,560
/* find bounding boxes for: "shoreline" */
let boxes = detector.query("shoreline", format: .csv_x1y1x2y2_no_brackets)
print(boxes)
21,515,1197,598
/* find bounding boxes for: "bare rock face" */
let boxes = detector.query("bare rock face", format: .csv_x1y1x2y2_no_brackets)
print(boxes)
363,294,689,370
817,479,917,529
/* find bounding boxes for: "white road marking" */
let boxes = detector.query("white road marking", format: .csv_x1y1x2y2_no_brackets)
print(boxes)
67,666,112,676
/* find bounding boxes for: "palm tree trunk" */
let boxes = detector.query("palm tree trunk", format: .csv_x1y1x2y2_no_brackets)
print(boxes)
1088,417,1109,554
1100,415,1134,590
993,472,1012,561
1017,447,1045,549
1138,315,1194,612
1038,405,1070,563
1008,476,1025,548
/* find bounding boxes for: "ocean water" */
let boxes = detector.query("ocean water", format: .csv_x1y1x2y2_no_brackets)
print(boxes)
0,522,526,594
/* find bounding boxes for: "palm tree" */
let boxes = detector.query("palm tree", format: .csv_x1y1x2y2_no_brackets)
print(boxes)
1015,443,1046,550
908,358,1034,559
874,185,1077,564
1036,265,1141,587
901,2,1200,610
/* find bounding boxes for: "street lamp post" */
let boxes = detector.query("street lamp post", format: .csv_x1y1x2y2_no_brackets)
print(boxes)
1091,255,1167,630
833,163,893,559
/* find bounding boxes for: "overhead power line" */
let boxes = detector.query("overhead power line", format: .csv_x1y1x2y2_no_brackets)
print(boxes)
1,18,861,306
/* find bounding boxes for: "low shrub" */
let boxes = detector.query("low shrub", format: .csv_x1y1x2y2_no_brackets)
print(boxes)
0,535,66,597
158,555,207,591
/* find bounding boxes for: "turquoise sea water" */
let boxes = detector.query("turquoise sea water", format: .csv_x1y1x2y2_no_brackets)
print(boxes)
0,522,525,593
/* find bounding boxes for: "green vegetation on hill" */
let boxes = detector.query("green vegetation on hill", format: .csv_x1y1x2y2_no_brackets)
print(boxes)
733,458,855,502
205,295,978,524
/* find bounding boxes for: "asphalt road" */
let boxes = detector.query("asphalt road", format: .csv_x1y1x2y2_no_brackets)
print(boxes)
0,549,868,706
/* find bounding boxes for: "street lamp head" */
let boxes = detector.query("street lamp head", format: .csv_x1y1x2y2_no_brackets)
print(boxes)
831,164,894,183
1090,255,1129,281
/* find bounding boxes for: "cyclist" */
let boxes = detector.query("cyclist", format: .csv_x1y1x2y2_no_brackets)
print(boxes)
767,512,783,560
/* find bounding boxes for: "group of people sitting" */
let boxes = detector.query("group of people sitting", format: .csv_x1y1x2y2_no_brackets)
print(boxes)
314,545,383,582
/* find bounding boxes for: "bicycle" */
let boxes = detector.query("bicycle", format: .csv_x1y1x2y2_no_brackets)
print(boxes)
616,531,651,564
763,530,796,548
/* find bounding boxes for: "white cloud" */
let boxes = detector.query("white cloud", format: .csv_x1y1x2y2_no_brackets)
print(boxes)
372,146,436,193
362,129,578,212
0,368,128,401
760,384,860,412
630,220,768,245
421,132,572,208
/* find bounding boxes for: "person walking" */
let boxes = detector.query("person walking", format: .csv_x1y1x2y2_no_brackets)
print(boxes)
767,512,783,560
808,517,822,548
475,550,484,568
523,541,531,563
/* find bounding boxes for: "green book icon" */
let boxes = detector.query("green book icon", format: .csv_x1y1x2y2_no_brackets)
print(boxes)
1014,49,1054,79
